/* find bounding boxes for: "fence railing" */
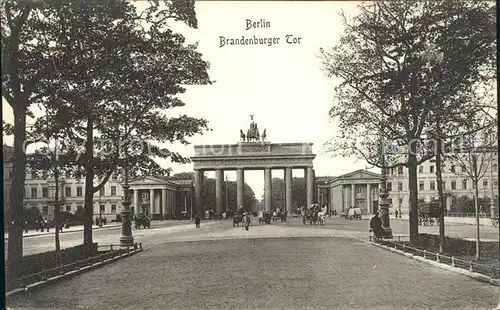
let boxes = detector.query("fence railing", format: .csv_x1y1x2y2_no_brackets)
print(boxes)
444,213,492,218
370,237,499,281
7,243,142,292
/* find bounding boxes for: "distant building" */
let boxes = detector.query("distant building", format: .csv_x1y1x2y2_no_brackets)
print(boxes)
387,159,498,214
316,158,499,216
1,146,193,221
22,172,193,221
316,170,381,215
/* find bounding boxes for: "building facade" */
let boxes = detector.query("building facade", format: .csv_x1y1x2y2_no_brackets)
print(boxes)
10,166,192,221
316,170,381,215
387,159,499,214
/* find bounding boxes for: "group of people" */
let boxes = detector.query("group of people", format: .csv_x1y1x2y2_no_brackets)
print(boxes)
94,216,107,227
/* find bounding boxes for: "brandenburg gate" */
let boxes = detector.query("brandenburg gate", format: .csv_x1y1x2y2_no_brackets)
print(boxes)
191,116,316,216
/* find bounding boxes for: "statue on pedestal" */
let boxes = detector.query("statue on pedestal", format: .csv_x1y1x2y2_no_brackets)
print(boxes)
261,129,267,142
245,115,260,142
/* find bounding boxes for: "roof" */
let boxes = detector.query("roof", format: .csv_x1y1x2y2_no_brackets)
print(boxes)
169,179,193,186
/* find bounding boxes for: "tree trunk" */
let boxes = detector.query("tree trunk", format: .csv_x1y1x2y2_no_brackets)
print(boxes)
54,145,61,252
408,146,419,244
473,156,480,261
83,114,94,247
7,105,28,279
435,138,446,253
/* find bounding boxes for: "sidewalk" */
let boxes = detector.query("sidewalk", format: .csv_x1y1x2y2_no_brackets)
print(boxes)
4,223,121,240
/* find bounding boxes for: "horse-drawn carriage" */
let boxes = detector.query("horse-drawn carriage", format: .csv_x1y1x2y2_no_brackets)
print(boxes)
348,207,362,220
418,202,441,226
259,211,272,224
134,214,151,229
302,204,326,225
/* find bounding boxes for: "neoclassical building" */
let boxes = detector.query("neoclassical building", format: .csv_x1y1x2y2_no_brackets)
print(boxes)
128,176,193,220
316,170,381,215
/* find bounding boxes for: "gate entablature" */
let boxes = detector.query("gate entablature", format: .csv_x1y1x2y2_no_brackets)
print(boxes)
191,142,315,170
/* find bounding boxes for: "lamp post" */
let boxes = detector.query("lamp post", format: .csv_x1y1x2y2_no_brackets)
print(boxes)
379,137,393,238
119,146,134,247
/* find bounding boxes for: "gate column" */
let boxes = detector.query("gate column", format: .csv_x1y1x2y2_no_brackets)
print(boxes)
194,170,203,217
237,169,245,209
285,168,293,215
215,169,224,215
264,168,272,212
306,167,314,207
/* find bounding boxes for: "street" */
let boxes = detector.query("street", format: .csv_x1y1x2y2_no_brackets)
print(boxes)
5,216,500,257
7,218,500,309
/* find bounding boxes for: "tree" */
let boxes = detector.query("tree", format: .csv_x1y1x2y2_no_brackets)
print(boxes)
266,177,307,212
320,1,496,243
24,0,212,247
2,0,70,272
449,123,497,260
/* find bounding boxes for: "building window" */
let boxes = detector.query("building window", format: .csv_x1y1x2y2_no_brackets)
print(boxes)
31,187,37,198
391,168,396,175
430,181,435,191
356,186,363,194
65,171,71,179
483,179,488,187
100,205,105,214
419,181,425,191
442,181,445,190
397,166,403,174
461,165,467,173
418,166,423,173
492,164,498,171
398,182,403,191
451,181,457,190
65,187,72,197
100,188,105,196
42,206,48,215
430,166,434,173
66,205,71,212
111,204,116,213
31,171,37,180
111,186,117,196
142,192,149,200
494,180,498,186
77,187,83,197
42,171,48,179
462,179,467,190
398,198,403,206
42,187,49,198
451,165,456,173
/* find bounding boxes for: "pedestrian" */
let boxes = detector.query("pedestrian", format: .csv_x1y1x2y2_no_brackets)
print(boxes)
395,209,399,218
369,211,384,239
244,213,251,231
194,214,201,228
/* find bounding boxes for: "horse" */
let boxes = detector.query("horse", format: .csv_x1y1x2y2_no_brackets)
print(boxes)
317,210,327,225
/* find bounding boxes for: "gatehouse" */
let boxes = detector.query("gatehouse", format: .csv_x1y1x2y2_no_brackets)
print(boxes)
191,116,316,216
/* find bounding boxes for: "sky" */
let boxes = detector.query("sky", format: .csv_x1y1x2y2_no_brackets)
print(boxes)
2,1,372,199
